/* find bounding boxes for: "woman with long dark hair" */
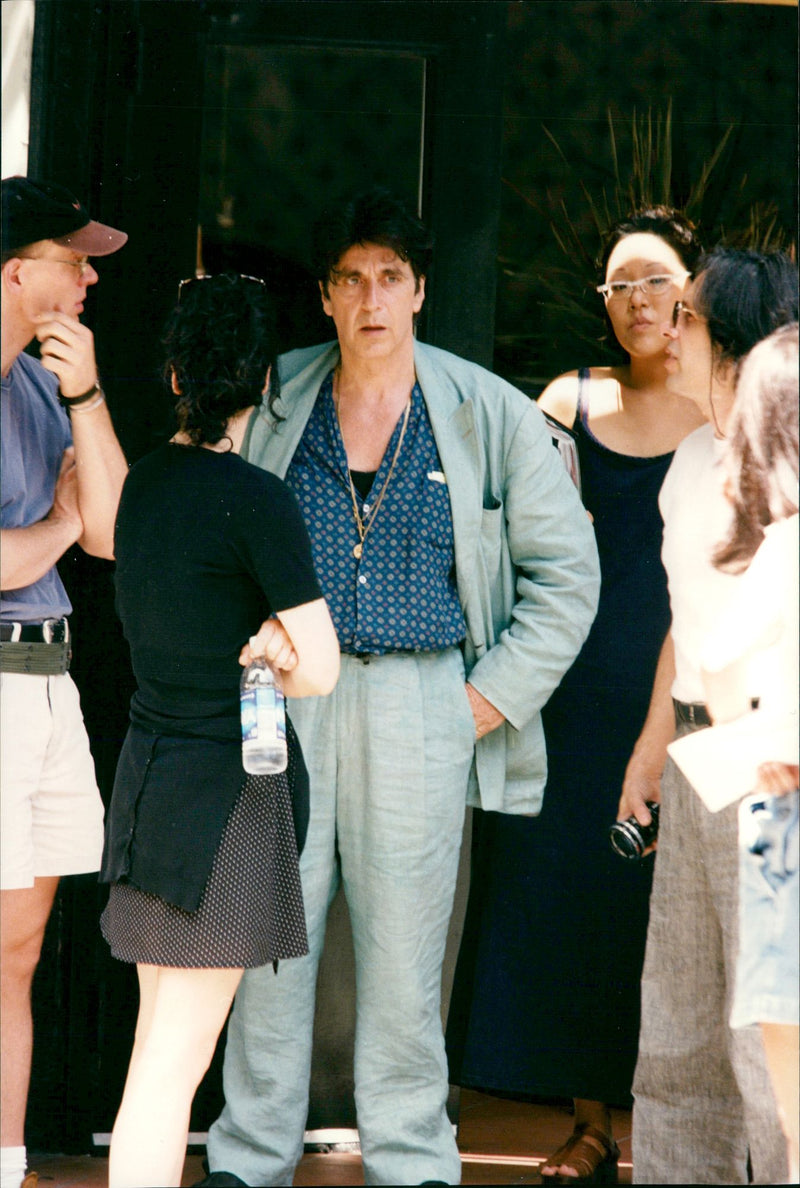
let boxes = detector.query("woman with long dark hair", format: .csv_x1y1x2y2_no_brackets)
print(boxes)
99,274,339,1187
623,248,797,1184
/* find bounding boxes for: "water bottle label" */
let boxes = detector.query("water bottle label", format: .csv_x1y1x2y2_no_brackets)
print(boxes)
241,688,259,742
270,685,287,743
241,686,285,743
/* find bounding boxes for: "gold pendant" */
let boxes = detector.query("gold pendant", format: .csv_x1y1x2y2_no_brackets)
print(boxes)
353,542,363,559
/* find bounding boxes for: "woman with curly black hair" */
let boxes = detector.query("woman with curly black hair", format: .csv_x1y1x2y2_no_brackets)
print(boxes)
99,274,339,1187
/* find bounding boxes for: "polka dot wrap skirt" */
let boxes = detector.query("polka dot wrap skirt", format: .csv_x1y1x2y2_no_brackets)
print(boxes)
101,754,308,969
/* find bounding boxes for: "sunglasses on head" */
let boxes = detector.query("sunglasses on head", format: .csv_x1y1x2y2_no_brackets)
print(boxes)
177,273,267,301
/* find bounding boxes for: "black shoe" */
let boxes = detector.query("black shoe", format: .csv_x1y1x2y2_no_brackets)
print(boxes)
193,1173,249,1187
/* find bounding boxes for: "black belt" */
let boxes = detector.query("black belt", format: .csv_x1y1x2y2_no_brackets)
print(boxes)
0,617,69,643
673,698,711,727
0,618,71,674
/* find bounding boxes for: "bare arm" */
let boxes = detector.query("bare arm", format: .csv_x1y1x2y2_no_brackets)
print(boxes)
536,371,580,428
618,631,676,826
0,448,83,590
242,599,340,698
755,762,799,795
35,311,128,558
68,399,129,557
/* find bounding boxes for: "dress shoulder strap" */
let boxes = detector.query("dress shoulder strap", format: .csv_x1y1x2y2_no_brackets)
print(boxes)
575,367,591,431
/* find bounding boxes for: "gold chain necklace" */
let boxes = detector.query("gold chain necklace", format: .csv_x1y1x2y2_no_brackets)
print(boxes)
334,370,412,560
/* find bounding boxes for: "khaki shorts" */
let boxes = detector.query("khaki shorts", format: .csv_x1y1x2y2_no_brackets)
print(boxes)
1,672,104,889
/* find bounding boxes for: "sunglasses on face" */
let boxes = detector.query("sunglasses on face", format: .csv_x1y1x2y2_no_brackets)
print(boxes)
671,300,705,328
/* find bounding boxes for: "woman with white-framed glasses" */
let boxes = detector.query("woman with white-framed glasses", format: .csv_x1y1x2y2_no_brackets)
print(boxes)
446,208,705,1183
98,273,339,1187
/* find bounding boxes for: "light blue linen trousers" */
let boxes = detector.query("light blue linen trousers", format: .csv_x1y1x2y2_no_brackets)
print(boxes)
207,648,475,1186
632,723,788,1184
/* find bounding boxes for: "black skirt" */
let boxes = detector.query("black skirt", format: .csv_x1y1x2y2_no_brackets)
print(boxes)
100,760,308,969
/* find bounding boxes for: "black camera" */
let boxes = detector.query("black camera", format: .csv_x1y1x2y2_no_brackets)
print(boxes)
609,801,659,860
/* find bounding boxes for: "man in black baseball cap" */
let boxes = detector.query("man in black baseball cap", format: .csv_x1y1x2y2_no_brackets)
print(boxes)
2,175,128,257
1,177,128,1188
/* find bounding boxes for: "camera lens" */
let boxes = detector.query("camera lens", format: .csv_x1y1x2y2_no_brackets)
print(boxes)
609,819,646,860
609,802,659,861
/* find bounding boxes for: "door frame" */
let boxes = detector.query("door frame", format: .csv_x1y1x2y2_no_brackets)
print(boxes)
25,0,506,1149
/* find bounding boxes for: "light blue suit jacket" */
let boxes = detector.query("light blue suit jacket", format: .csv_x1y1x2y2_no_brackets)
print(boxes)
243,339,600,815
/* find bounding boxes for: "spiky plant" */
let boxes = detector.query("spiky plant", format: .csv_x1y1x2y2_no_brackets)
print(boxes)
499,103,795,383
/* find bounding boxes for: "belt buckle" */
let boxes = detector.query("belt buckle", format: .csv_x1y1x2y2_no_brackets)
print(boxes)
42,617,68,644
6,622,22,642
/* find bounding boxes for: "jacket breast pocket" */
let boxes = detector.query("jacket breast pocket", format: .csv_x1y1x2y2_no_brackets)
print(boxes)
479,499,504,576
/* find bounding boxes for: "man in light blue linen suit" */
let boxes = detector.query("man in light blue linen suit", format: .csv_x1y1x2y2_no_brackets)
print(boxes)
204,189,600,1187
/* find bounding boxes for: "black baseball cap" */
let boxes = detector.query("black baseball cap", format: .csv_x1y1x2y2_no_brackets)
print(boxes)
1,175,128,256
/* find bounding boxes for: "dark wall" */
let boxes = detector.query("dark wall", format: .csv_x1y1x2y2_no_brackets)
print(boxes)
493,0,798,391
22,0,797,1153
24,0,507,1150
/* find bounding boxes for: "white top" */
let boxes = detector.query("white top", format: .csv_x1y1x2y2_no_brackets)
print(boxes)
659,424,740,703
668,514,799,810
701,514,799,718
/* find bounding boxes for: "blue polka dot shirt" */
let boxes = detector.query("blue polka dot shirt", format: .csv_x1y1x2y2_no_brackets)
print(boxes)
285,372,466,654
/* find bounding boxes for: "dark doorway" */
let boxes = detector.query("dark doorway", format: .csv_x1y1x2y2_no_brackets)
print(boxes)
196,40,427,353
26,0,505,1151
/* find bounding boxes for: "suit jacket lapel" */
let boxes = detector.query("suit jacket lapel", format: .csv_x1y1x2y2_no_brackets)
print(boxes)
243,343,339,477
414,345,483,630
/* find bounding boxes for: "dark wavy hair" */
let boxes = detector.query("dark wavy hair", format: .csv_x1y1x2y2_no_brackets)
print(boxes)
162,273,280,447
312,187,433,296
693,246,799,371
714,322,799,572
597,205,703,281
596,207,703,356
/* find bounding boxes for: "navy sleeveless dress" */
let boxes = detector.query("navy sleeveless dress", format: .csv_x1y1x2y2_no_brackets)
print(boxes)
446,371,673,1106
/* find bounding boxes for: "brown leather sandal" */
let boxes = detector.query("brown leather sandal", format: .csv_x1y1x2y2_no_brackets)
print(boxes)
539,1122,620,1183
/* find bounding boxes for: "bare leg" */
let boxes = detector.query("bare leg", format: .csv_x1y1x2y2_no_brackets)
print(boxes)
0,879,60,1147
109,964,243,1188
761,1023,800,1183
541,1099,615,1179
573,1099,612,1136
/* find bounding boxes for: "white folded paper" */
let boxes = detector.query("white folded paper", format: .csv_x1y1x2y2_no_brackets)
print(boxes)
667,709,799,812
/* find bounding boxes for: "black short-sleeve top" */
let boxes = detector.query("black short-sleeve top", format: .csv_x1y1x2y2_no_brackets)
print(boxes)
113,443,323,740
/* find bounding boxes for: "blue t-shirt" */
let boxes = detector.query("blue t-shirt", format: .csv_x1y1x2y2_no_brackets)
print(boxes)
1,351,73,621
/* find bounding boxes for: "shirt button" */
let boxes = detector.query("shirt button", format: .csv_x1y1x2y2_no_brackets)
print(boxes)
358,575,367,585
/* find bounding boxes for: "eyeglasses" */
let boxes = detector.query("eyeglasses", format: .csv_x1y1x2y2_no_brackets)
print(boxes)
671,300,705,328
177,273,266,301
596,272,691,302
17,254,93,277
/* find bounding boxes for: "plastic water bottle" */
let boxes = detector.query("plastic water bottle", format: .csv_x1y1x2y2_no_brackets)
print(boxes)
240,656,287,774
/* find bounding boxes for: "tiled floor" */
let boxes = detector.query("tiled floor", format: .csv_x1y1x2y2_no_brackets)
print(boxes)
28,1091,632,1186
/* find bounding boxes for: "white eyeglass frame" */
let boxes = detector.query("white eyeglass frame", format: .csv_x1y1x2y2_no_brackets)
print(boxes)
596,271,691,301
